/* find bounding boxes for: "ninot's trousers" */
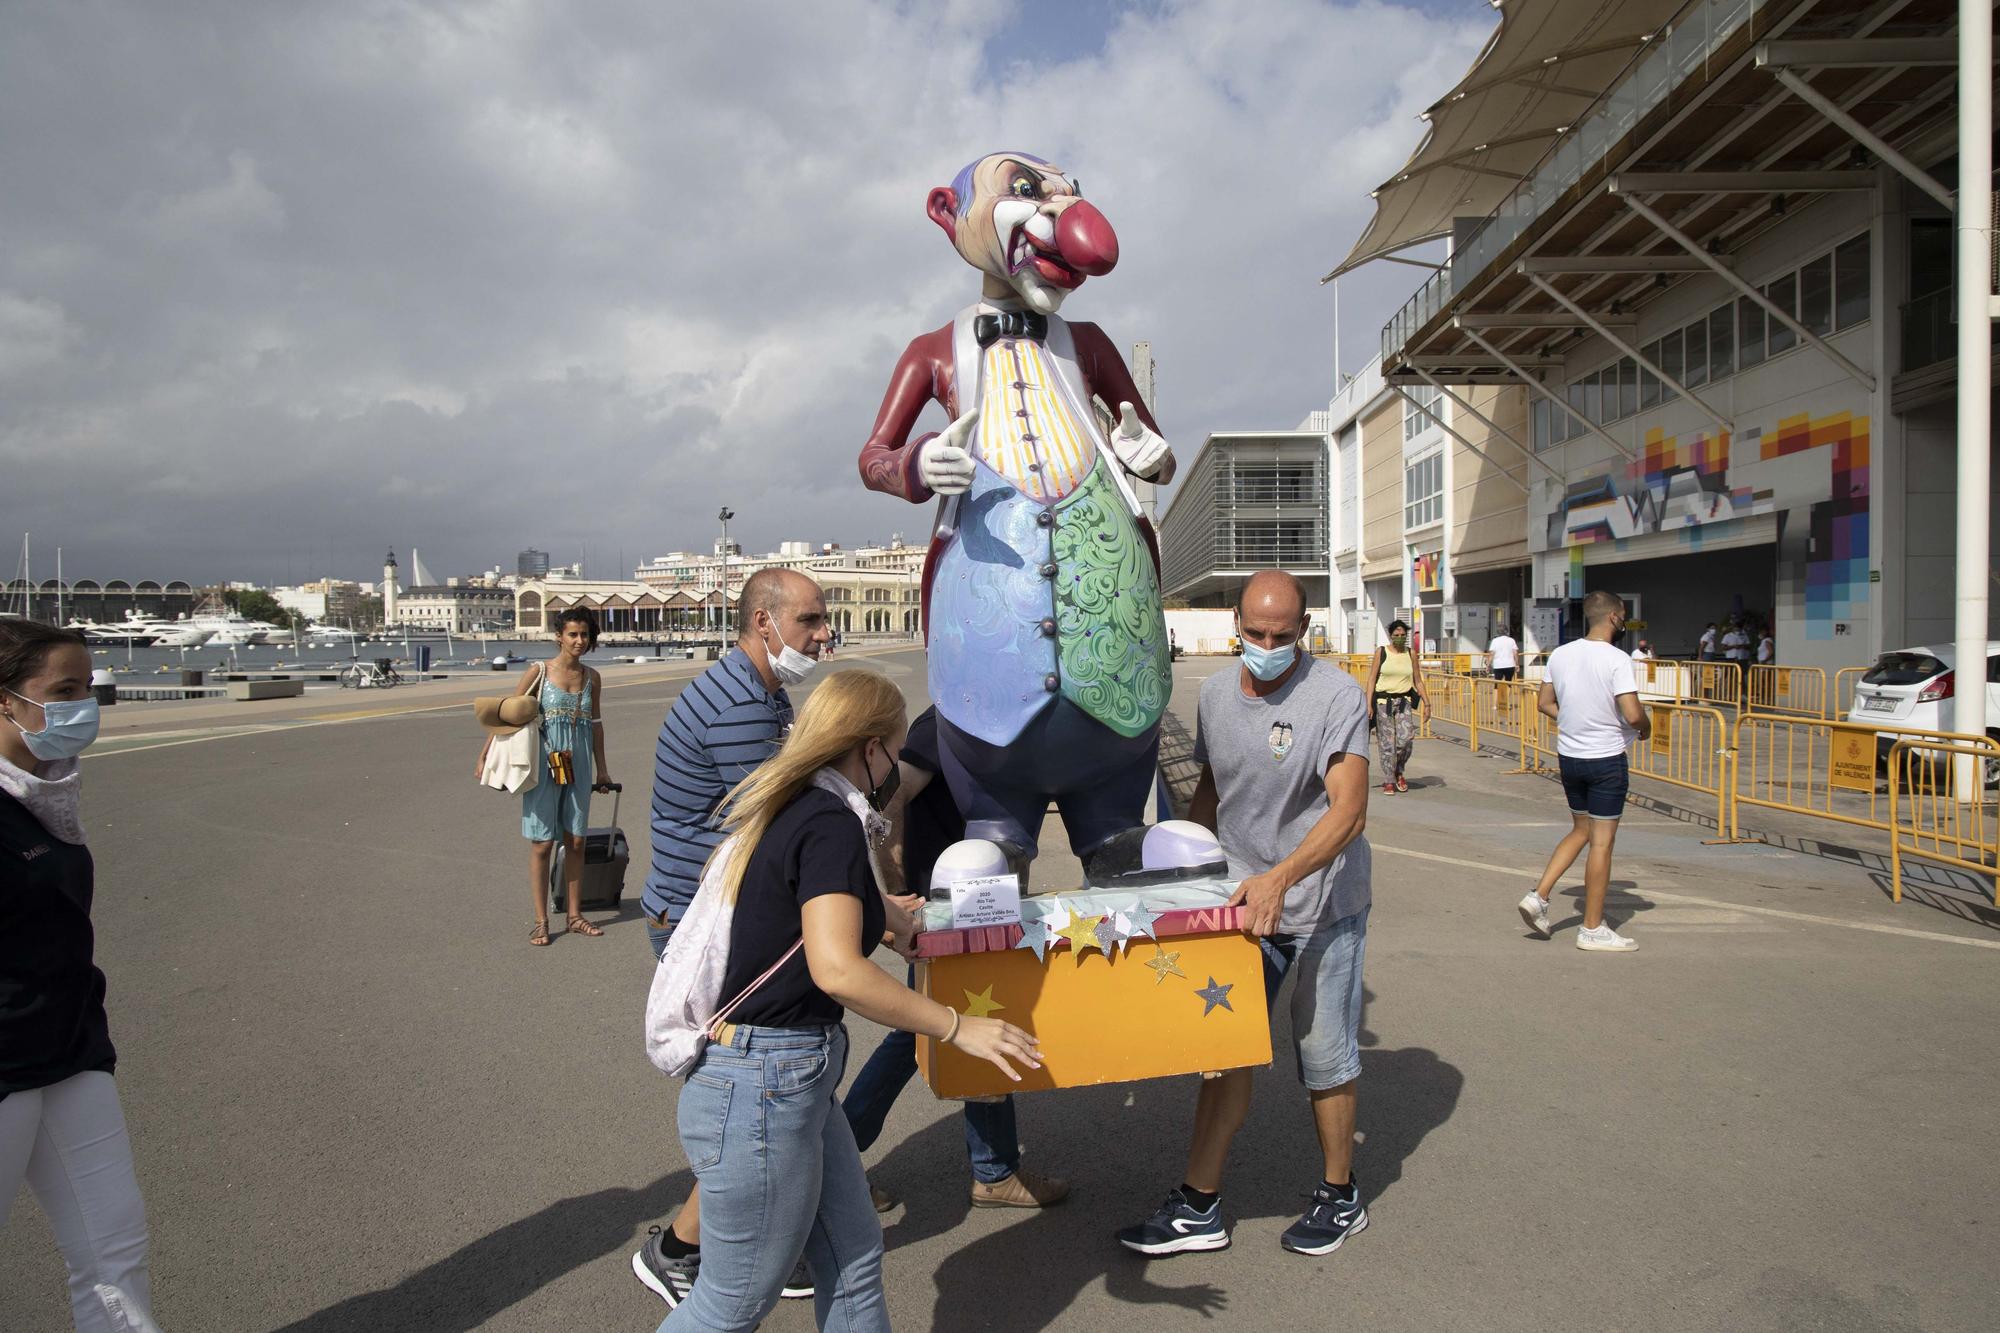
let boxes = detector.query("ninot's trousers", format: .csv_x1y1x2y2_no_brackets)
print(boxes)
0,1071,161,1332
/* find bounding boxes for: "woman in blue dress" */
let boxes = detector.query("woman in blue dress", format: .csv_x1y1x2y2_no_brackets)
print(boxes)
517,607,613,945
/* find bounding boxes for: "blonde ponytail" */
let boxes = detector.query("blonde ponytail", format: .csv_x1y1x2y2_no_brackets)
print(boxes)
709,669,906,903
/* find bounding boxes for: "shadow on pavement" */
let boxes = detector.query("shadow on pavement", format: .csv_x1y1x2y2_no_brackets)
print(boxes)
868,986,1463,1330
271,1172,690,1333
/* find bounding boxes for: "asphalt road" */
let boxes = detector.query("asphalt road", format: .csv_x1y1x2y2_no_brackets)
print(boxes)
4,648,1997,1331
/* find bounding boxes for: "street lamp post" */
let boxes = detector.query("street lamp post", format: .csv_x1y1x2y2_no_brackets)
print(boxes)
717,506,735,640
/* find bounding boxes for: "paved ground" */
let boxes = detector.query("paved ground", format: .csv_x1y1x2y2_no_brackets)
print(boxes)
4,648,1997,1331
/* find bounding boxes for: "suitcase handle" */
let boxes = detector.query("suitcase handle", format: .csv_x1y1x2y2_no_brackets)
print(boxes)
594,780,621,829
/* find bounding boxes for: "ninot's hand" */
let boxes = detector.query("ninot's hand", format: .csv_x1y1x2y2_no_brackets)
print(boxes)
1111,401,1172,478
920,410,980,494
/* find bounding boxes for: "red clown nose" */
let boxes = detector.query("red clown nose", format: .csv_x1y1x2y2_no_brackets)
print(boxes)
1055,200,1119,276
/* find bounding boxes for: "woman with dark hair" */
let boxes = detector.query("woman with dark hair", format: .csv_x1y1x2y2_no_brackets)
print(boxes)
517,607,614,944
1364,619,1430,794
0,620,163,1331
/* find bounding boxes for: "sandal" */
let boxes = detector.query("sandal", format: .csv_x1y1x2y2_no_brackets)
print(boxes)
566,916,604,938
529,920,551,947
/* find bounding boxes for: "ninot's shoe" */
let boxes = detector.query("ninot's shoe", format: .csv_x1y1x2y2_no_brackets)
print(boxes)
1115,1189,1230,1256
632,1227,697,1308
1280,1178,1369,1256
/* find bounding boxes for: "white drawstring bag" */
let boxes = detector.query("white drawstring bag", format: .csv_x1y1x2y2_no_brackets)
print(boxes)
645,768,888,1077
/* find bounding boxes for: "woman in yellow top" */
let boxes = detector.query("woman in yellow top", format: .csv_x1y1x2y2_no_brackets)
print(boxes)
1364,619,1431,793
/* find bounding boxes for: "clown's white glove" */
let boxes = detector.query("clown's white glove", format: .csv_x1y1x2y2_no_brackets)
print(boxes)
1111,401,1172,479
919,409,979,495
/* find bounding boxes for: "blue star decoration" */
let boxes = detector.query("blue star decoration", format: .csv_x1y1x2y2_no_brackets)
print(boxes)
1194,977,1234,1017
1015,918,1052,962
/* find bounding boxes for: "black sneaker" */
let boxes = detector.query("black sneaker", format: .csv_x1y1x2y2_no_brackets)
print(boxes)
632,1226,697,1307
780,1260,814,1300
1279,1178,1368,1256
1115,1188,1230,1256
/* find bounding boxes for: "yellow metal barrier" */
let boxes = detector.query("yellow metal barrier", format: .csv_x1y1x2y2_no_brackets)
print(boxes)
1730,713,1999,841
1834,665,1869,719
1889,739,1999,905
1627,701,1734,832
1745,664,1828,719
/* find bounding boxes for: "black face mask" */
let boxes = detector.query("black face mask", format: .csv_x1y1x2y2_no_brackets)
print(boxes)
864,744,902,812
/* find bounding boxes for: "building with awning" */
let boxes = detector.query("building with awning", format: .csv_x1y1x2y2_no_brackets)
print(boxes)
1334,0,1988,673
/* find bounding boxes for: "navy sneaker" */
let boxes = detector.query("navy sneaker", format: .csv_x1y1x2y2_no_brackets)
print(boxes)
632,1227,697,1307
1280,1178,1368,1256
1115,1188,1230,1256
780,1260,814,1300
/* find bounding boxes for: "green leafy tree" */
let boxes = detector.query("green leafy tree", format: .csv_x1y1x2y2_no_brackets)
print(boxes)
223,588,288,624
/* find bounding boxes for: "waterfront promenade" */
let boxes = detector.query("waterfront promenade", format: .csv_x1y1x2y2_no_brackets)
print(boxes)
3,648,1996,1330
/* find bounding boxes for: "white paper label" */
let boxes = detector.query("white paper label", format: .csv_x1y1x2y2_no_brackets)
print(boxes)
949,873,1022,929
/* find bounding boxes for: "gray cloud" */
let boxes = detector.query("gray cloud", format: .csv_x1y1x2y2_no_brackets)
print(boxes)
1,0,1485,585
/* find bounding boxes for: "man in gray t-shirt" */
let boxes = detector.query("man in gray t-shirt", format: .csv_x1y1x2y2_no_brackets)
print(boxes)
1116,571,1376,1264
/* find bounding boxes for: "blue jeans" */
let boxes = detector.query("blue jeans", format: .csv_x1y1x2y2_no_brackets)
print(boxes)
663,1024,887,1333
1259,906,1370,1090
840,970,1021,1185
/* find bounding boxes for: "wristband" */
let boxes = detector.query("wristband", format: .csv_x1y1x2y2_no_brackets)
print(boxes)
942,1008,962,1045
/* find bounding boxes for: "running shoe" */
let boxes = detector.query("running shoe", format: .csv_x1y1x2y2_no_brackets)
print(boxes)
1576,923,1638,952
1517,892,1550,937
1280,1178,1369,1256
1115,1189,1230,1256
781,1260,814,1299
632,1227,697,1308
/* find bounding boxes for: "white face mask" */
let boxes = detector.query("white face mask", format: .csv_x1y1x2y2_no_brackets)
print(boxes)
762,624,817,686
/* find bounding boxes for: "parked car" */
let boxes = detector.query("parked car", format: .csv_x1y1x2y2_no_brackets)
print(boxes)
1845,641,2000,785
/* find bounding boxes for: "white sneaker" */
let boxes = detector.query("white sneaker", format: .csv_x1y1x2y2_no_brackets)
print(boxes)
1517,892,1550,937
1576,924,1638,952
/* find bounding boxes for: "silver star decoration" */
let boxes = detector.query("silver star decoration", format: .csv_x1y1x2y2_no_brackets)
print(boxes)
1092,917,1121,955
1195,976,1235,1017
1015,918,1052,962
1119,901,1164,942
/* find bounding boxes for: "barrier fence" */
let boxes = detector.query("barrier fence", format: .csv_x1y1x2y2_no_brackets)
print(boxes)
1834,665,1869,720
1889,739,2000,905
1729,713,1999,842
1745,664,1828,719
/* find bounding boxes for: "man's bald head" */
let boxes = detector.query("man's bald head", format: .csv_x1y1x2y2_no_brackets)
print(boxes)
738,568,816,635
1238,570,1307,623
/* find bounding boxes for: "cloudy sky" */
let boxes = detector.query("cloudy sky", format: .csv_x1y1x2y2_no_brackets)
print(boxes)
1,0,1490,586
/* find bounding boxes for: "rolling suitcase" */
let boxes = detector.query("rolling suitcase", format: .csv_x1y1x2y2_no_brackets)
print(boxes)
548,782,630,911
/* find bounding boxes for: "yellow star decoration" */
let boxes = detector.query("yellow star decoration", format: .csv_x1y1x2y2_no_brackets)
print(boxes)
961,984,1005,1018
1144,946,1186,986
1055,913,1107,959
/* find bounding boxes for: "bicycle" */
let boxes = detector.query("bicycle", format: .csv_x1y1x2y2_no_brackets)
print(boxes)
338,662,402,689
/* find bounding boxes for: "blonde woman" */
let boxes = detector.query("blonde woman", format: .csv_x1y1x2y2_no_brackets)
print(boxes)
650,671,1039,1330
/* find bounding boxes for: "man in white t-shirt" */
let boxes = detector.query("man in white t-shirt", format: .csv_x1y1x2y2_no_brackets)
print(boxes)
1721,622,1751,664
1697,622,1718,661
1485,631,1521,682
1515,591,1650,952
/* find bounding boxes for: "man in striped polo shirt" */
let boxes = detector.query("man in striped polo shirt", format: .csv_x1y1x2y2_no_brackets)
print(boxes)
633,566,830,1310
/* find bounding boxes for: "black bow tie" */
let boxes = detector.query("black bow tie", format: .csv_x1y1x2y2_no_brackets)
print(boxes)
974,310,1048,347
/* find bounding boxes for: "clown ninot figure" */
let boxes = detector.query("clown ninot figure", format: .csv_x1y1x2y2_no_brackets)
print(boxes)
857,151,1175,872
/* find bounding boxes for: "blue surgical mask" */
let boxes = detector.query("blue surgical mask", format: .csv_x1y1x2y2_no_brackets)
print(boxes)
1240,639,1297,682
5,691,101,761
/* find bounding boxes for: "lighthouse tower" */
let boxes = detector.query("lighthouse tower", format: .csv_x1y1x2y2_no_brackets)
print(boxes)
382,550,400,628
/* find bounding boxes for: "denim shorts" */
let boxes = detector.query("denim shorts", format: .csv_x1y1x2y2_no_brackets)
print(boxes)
1559,753,1630,820
1260,906,1369,1090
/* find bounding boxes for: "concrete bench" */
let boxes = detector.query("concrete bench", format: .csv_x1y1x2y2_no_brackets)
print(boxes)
226,679,306,701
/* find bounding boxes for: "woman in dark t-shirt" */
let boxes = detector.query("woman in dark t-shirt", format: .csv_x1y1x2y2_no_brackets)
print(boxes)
0,620,161,1331
655,671,1039,1331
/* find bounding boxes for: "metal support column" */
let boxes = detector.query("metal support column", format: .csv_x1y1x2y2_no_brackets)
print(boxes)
1390,386,1530,493
1615,192,1879,393
1458,328,1636,459
1762,66,1955,209
1408,364,1565,481
1523,271,1735,434
1955,0,1991,798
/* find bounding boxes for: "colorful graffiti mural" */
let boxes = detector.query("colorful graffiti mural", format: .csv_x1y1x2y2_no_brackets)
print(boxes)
1411,548,1443,593
1538,411,1870,641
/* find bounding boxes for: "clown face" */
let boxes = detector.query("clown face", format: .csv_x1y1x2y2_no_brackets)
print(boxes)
926,151,1119,314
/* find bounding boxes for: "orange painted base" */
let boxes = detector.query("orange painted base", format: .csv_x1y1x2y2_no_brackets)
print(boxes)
916,930,1272,1099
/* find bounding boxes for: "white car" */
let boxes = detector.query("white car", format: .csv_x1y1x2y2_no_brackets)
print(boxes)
1846,641,2000,783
